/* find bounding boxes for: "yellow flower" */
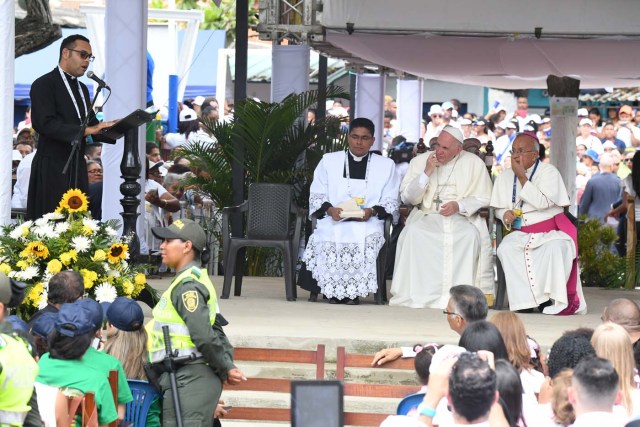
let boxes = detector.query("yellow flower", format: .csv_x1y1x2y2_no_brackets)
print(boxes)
27,283,44,305
59,189,89,213
20,241,49,259
92,249,107,262
16,260,28,270
122,280,134,296
134,273,146,286
0,263,11,275
21,227,29,237
80,269,99,289
59,250,78,266
107,243,128,264
47,259,63,274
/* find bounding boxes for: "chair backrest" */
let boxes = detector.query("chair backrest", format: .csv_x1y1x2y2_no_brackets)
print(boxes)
107,370,118,427
124,380,161,426
246,183,294,240
335,346,421,426
396,392,426,415
225,344,326,422
55,388,98,427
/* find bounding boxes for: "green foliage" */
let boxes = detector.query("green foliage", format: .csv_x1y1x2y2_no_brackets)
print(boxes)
177,87,349,275
152,0,259,46
577,216,626,288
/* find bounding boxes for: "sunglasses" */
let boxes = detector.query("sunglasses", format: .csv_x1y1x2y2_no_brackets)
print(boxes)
431,114,442,118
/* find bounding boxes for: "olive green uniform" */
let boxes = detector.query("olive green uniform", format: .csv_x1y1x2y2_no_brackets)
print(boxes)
156,262,235,427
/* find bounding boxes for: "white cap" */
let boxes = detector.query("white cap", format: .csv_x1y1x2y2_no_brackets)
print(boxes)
451,109,459,118
149,160,164,170
441,101,454,110
578,108,589,117
179,108,198,122
429,104,442,116
459,118,472,126
328,106,349,118
193,96,205,106
498,120,516,129
529,114,542,124
579,118,593,127
441,125,464,144
12,150,22,161
603,140,617,150
542,117,551,124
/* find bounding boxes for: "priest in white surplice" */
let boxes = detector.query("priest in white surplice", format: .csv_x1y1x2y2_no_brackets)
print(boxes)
389,126,494,309
491,133,586,315
302,118,400,304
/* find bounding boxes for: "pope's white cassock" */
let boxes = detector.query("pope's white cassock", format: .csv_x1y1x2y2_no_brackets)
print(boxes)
389,151,494,308
302,151,400,299
491,162,587,314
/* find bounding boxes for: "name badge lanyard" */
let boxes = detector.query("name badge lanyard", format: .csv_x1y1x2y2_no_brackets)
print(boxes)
512,159,540,210
58,66,88,125
345,151,372,206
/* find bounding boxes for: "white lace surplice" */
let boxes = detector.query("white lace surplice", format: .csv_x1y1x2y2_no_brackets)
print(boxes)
303,152,400,299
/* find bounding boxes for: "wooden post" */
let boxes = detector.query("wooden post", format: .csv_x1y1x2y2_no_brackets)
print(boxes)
626,194,636,289
120,128,141,258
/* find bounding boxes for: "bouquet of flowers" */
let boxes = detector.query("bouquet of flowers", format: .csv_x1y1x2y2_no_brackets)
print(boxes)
0,189,153,316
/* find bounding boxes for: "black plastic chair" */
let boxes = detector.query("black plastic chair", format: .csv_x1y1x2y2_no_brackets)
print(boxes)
310,214,392,305
221,183,304,301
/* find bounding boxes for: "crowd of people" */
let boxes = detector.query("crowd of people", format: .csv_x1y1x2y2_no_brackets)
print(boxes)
377,286,640,426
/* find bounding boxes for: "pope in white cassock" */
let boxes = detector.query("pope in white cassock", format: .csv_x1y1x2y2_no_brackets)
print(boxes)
302,118,400,304
491,133,586,315
389,126,494,309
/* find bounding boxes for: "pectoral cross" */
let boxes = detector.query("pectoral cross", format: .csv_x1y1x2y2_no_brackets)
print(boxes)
434,195,442,210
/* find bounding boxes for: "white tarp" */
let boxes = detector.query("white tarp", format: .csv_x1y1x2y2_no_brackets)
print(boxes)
354,73,385,151
321,0,640,89
271,45,310,102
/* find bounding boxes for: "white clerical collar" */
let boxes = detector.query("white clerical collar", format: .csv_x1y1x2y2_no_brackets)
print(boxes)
348,150,368,162
58,65,76,80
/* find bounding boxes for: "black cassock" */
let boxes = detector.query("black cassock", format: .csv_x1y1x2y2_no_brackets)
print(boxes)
27,67,113,220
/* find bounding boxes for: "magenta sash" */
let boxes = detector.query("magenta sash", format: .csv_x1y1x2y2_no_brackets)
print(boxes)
519,213,580,315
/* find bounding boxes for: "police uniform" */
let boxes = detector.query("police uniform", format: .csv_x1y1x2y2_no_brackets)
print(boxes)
148,220,236,427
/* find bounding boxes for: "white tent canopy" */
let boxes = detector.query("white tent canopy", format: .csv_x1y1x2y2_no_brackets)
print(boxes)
320,0,640,89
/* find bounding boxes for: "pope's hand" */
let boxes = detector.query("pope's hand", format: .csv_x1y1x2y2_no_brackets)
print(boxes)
424,154,439,176
439,201,459,217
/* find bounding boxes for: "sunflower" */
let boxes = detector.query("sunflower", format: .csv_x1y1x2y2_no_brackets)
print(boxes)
107,243,129,264
59,189,89,213
20,241,49,259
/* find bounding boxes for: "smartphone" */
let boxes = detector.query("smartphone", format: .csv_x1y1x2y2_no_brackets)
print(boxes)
222,405,233,412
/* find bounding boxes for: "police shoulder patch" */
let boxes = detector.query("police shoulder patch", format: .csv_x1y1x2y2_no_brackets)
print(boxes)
182,290,199,312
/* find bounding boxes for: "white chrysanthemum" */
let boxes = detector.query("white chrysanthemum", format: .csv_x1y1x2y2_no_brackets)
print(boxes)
72,236,92,253
82,218,100,235
107,268,121,278
105,227,118,238
9,222,32,240
35,217,49,227
55,222,70,234
16,266,39,281
38,289,49,310
120,260,128,269
43,212,64,221
33,224,58,239
94,282,118,303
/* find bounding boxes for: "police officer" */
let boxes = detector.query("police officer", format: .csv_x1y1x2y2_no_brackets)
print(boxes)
0,272,40,426
148,219,246,426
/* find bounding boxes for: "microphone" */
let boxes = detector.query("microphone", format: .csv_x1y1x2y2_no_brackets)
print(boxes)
87,71,110,90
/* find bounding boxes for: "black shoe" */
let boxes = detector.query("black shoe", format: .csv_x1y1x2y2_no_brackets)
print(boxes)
515,308,534,314
538,300,552,313
308,292,318,302
346,297,360,305
329,297,340,304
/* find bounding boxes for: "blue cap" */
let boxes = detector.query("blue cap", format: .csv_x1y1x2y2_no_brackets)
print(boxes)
6,315,29,333
31,312,58,338
585,149,600,163
55,302,95,337
76,298,104,331
107,297,144,331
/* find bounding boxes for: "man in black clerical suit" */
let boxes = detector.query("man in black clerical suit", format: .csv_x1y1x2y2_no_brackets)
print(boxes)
27,34,115,220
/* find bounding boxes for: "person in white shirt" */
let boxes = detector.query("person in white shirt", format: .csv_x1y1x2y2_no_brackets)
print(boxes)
11,150,37,209
568,356,626,427
425,104,445,142
617,105,640,148
161,107,216,151
576,118,603,154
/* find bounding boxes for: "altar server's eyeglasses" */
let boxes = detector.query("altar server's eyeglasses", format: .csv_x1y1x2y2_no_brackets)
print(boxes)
349,134,372,142
67,48,95,62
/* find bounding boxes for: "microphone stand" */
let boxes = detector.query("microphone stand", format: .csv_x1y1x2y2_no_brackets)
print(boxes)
62,84,109,188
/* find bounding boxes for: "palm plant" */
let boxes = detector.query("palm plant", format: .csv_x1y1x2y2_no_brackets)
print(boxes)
177,87,349,275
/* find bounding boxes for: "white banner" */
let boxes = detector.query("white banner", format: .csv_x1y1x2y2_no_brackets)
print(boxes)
397,79,423,142
550,96,578,209
102,2,148,249
271,45,310,102
354,73,385,151
0,0,14,225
